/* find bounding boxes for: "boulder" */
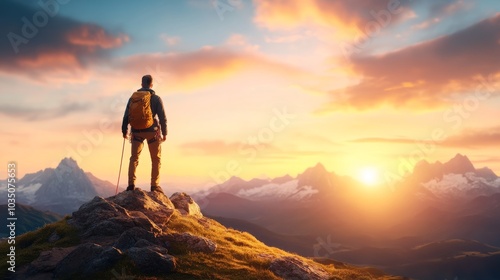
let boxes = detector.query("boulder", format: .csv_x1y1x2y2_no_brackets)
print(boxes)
27,247,76,275
69,190,172,238
48,231,61,243
170,192,203,218
70,196,128,230
127,246,176,275
134,239,159,248
111,189,175,227
114,227,158,251
269,256,330,280
54,243,122,279
162,232,216,253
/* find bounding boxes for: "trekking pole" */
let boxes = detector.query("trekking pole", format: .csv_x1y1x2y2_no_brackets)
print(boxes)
115,137,126,195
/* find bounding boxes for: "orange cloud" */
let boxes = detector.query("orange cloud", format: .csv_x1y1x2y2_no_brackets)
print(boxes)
440,128,500,148
349,126,500,149
66,24,129,50
253,0,412,40
321,14,500,111
350,137,416,145
120,46,307,91
17,52,79,69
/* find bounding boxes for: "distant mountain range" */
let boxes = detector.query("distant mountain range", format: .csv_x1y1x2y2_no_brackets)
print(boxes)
195,153,500,280
0,204,62,238
0,158,116,215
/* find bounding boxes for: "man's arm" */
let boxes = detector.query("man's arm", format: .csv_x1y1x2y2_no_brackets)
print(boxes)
122,99,131,138
153,95,167,137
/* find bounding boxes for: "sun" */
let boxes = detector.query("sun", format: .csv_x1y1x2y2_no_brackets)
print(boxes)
357,167,381,187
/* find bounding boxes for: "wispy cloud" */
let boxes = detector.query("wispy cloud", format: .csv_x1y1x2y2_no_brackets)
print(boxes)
160,34,181,46
0,102,90,121
350,137,416,144
120,45,307,91
441,127,500,148
350,126,500,148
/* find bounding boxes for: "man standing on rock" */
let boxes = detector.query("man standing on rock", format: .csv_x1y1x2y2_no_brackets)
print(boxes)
122,74,167,193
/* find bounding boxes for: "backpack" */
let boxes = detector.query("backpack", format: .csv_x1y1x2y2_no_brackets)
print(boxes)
128,91,154,129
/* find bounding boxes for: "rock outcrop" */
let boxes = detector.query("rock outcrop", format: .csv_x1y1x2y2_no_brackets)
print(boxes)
18,190,212,279
162,232,217,253
170,192,203,218
269,256,330,280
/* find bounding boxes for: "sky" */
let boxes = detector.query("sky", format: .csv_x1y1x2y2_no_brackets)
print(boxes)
1,0,500,191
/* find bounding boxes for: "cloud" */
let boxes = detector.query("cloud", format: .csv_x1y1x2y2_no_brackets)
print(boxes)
321,14,500,111
428,0,472,18
160,34,181,46
0,1,128,82
120,46,306,91
66,24,128,49
440,128,500,148
350,137,416,144
411,0,473,30
350,126,500,148
253,0,412,40
225,34,260,52
0,101,90,121
412,17,441,30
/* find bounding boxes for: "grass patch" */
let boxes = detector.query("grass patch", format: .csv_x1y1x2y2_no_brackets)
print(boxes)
0,216,79,274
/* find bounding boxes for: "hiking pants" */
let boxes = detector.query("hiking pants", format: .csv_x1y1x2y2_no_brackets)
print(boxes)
128,131,161,187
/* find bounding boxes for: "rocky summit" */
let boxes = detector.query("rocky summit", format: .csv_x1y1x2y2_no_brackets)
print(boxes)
14,190,204,279
7,190,402,280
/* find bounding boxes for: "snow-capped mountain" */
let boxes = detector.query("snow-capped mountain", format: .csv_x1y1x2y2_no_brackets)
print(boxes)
236,179,318,201
422,172,500,200
415,154,500,201
0,158,116,214
34,158,97,205
202,163,344,202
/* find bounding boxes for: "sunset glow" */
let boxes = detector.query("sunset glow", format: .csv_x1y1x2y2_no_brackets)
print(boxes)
357,167,381,187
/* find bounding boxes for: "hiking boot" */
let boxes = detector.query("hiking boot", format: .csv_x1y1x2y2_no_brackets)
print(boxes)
126,185,135,191
151,185,164,193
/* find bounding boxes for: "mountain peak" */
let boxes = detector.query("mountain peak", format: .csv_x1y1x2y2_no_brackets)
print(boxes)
302,162,328,176
451,153,468,162
297,162,334,190
443,153,475,174
57,157,80,171
33,157,97,213
313,162,326,171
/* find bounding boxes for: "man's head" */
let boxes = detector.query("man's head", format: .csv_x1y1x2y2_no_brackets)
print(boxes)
141,74,153,88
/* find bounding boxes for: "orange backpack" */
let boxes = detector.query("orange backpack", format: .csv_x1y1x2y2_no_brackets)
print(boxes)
128,91,154,129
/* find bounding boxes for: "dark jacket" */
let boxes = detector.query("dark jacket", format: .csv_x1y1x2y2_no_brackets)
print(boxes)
122,88,167,136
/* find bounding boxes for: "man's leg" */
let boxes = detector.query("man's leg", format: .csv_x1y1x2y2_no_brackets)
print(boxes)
147,134,162,190
128,134,144,189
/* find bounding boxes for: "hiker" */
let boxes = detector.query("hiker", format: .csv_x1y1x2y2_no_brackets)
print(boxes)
122,74,167,193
